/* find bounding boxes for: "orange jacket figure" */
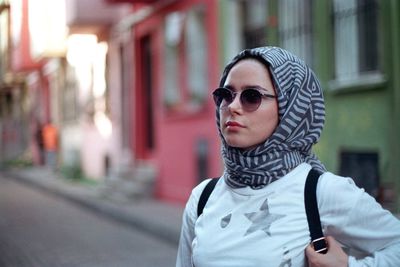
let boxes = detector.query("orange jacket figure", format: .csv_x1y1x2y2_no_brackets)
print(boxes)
42,123,58,152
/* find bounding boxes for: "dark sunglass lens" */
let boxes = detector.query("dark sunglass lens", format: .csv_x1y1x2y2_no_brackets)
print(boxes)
241,89,262,110
213,88,232,106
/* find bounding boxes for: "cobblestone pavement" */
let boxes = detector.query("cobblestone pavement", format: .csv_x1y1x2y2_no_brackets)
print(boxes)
0,174,178,267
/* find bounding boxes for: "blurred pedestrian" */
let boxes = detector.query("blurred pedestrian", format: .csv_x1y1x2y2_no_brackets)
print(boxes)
42,121,58,170
34,119,44,165
176,47,400,267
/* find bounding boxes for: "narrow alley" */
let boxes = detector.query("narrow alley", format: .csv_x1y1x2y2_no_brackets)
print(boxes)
0,173,178,267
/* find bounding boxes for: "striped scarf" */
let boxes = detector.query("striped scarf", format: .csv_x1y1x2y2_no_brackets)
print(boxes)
217,47,326,189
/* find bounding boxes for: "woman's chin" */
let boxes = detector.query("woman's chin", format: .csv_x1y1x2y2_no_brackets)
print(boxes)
225,140,250,150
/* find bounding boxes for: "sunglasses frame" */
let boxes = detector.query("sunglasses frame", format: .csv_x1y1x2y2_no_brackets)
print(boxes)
212,86,276,112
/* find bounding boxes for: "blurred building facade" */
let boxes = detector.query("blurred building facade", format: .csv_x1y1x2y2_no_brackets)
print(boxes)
0,0,399,211
0,0,28,163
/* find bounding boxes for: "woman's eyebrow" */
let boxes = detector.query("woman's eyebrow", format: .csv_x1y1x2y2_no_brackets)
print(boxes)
242,85,270,92
224,84,273,93
224,85,235,91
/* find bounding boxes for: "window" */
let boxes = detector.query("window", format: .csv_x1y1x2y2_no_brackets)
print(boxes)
332,0,379,81
278,0,313,66
119,44,132,149
62,64,78,122
339,151,379,198
196,138,209,183
186,8,207,105
164,12,181,109
0,6,10,80
163,5,208,112
240,0,268,49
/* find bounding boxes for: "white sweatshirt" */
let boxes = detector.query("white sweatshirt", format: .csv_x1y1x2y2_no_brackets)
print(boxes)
176,163,400,267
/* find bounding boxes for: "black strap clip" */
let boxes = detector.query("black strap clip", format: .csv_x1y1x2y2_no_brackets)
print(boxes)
311,237,328,254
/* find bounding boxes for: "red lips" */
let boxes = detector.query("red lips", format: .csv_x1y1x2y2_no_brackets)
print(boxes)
226,121,244,128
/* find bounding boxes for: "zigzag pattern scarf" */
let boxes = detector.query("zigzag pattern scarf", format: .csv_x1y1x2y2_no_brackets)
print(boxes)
217,47,326,189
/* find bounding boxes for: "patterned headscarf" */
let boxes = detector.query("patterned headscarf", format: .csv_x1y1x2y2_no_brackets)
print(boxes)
217,47,326,189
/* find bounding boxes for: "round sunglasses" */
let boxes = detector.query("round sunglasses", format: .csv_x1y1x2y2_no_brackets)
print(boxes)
212,87,276,112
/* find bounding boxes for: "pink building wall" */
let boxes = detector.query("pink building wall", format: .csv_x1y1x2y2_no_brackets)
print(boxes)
128,0,223,203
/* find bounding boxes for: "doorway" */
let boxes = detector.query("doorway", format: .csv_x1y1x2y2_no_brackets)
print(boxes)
135,34,155,159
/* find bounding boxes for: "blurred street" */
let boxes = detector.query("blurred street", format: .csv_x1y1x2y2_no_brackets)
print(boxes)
0,170,180,267
0,2,399,266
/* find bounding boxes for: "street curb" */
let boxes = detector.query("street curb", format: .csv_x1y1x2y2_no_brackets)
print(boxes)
3,170,181,246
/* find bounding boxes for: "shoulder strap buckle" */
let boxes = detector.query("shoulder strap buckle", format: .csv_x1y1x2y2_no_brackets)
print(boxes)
305,168,328,254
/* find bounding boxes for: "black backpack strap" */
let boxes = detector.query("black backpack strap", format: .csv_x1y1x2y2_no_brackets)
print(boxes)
197,178,219,217
304,168,328,254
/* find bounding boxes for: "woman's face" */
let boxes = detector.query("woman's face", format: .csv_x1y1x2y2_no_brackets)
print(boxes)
219,59,279,150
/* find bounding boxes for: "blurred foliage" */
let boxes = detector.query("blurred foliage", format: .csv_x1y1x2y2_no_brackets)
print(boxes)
59,165,98,186
1,158,33,168
1,149,34,169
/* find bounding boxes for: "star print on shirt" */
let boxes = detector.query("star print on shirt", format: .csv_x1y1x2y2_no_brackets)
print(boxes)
279,247,292,267
244,197,285,236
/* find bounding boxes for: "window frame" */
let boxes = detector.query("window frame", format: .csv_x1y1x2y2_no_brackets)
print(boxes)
329,0,385,93
163,5,208,115
278,0,314,67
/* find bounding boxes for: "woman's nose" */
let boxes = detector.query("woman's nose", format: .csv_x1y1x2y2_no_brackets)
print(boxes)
227,94,242,112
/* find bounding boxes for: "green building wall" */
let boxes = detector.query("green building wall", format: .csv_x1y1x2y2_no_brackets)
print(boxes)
313,0,400,213
217,0,400,212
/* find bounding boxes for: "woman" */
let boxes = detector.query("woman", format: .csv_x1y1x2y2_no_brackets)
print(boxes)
176,47,400,267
